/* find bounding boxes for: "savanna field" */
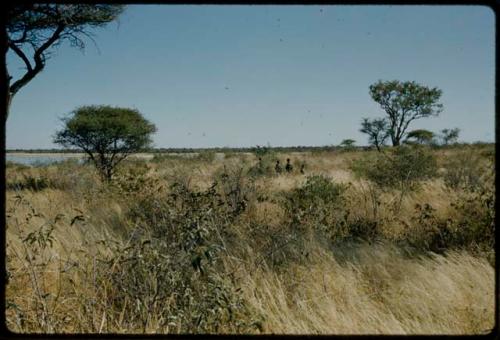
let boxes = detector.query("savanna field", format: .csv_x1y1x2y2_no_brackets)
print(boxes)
5,144,495,334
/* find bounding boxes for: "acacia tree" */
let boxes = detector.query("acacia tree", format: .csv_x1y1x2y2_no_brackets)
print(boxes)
340,138,356,150
340,139,356,149
404,129,435,145
3,4,124,122
369,80,443,146
440,128,460,145
54,105,157,181
359,117,389,152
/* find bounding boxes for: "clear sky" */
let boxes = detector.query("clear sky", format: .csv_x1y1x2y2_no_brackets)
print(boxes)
6,5,495,149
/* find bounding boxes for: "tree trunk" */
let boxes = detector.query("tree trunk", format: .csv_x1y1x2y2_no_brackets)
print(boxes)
2,15,8,251
2,20,10,124
392,136,400,147
105,165,113,182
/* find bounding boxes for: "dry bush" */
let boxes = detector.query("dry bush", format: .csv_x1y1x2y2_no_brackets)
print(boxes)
441,147,491,191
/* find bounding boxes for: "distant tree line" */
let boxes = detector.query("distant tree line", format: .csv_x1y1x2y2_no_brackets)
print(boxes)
8,139,489,156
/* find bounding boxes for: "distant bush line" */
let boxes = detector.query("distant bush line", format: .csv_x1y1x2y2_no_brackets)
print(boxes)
5,142,493,155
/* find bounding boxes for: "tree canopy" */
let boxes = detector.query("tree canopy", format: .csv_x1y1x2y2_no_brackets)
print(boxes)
404,129,435,145
54,105,156,180
3,4,124,121
340,139,356,148
368,80,443,146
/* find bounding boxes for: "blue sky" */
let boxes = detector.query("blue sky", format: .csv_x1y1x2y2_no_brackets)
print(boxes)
6,5,495,149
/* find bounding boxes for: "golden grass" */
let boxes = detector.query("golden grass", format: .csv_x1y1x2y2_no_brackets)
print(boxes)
239,243,494,334
5,147,495,334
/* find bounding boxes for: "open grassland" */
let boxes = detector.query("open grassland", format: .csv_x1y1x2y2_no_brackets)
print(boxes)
5,144,495,334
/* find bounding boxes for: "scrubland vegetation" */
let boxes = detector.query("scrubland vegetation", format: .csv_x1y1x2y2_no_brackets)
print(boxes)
5,144,495,334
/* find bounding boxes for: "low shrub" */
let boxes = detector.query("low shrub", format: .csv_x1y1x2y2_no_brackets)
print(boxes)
247,152,279,178
6,175,51,191
251,145,272,158
213,166,255,217
282,175,349,241
405,185,494,264
122,173,261,332
441,148,491,191
6,161,30,170
98,235,258,333
351,145,438,191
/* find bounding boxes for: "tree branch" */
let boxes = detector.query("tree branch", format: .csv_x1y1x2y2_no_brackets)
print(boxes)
8,41,33,72
9,23,65,96
395,107,408,142
10,28,28,44
33,23,65,69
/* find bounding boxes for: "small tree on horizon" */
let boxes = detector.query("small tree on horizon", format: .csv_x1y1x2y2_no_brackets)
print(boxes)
54,105,156,181
404,129,435,145
369,80,443,146
360,118,390,152
340,139,356,149
440,128,460,146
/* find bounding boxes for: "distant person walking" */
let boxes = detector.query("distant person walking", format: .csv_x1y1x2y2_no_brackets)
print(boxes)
285,158,293,173
275,160,282,174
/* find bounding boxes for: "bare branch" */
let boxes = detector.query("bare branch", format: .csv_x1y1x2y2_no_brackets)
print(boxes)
9,24,65,97
8,42,33,72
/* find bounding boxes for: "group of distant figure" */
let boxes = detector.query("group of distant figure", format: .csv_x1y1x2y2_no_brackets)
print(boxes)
257,157,305,175
275,158,293,174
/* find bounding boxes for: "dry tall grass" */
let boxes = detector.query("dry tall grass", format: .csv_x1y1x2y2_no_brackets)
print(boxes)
5,146,495,334
237,243,493,334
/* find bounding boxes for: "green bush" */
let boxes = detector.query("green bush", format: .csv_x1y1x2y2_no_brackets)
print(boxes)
98,235,257,333
247,152,278,178
405,185,494,264
447,170,494,260
287,175,345,206
121,174,260,332
282,175,349,241
351,145,438,191
252,145,272,158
